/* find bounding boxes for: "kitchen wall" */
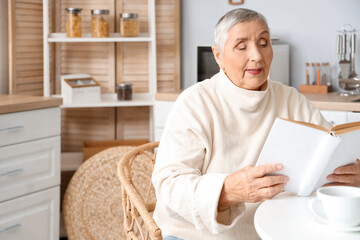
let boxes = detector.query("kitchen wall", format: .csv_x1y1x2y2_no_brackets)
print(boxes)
0,0,8,94
181,0,360,90
1,1,359,94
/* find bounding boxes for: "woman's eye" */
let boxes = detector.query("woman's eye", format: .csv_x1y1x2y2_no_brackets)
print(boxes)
236,43,246,50
259,39,268,47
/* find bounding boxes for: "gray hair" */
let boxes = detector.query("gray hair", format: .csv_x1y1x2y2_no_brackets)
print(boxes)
214,8,269,53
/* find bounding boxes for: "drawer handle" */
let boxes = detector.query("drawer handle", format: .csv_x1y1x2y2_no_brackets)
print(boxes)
0,125,24,133
0,168,24,177
0,223,22,234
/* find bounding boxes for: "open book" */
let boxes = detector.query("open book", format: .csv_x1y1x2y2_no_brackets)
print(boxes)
256,118,360,197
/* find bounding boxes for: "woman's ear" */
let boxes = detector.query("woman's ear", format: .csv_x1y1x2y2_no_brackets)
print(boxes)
211,45,224,70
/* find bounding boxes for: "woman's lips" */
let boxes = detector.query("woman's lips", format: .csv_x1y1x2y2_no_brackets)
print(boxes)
246,68,263,75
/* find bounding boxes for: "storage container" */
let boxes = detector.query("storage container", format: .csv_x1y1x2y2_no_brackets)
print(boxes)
120,13,139,37
117,83,133,100
91,9,110,37
61,74,101,104
66,8,82,37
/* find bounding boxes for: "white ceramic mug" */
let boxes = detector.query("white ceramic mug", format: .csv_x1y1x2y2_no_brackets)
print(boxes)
309,186,360,228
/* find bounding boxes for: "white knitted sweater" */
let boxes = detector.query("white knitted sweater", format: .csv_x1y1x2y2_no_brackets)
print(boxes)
152,70,331,240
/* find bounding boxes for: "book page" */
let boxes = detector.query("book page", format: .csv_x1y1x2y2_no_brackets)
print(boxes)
314,129,360,189
256,118,340,196
297,135,340,196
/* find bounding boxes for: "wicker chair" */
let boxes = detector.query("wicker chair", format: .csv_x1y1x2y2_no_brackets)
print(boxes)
62,146,137,240
117,142,162,240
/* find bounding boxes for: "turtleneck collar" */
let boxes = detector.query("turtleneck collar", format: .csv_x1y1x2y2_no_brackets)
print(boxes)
216,69,270,111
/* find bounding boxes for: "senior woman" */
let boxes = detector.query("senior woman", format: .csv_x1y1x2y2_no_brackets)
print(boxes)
152,8,360,240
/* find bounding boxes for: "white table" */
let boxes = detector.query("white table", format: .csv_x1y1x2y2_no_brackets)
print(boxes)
254,192,360,240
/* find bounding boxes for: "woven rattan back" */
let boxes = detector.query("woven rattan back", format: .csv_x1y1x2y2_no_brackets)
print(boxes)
117,142,162,240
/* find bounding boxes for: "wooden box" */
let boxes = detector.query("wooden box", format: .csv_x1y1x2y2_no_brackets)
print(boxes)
299,85,329,94
61,74,101,104
82,139,148,161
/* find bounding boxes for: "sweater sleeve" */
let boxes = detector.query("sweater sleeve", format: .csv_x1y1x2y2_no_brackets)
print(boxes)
152,92,245,234
286,86,332,129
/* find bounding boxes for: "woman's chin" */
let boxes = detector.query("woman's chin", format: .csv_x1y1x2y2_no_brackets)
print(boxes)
244,80,267,91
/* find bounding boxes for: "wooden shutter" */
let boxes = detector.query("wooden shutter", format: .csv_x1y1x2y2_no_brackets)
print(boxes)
8,0,45,95
116,107,150,140
56,0,116,152
116,0,150,93
61,108,116,152
54,0,116,94
116,0,181,93
156,0,181,92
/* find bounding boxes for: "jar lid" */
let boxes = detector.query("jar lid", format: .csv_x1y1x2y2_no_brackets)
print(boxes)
91,9,110,15
66,8,82,13
117,83,133,89
120,13,138,19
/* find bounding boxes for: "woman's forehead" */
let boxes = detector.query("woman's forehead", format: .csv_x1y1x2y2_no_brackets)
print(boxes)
228,20,269,37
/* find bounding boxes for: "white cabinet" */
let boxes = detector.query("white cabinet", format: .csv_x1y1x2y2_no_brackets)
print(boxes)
155,106,359,141
347,112,360,123
154,100,175,141
320,110,360,125
0,107,60,147
0,136,60,202
0,107,61,240
320,110,348,125
0,187,59,240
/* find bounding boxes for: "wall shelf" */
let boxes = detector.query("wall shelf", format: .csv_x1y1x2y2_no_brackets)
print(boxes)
54,93,154,108
43,0,157,143
42,0,157,99
48,33,153,43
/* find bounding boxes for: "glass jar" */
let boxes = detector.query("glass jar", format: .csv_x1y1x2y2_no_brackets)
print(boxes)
117,83,133,100
66,8,82,38
120,13,139,37
91,9,110,38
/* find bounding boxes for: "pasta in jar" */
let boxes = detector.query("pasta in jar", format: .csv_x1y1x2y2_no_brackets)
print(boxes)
91,9,110,38
66,8,82,38
120,13,139,37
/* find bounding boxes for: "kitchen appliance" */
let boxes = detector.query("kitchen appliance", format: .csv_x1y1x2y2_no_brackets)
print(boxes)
337,25,360,95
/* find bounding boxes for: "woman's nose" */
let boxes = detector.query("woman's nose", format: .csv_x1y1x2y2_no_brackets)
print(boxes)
249,45,263,62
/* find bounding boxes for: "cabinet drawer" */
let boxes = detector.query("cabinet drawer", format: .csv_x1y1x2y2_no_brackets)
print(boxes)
0,136,60,202
0,187,59,240
0,107,60,147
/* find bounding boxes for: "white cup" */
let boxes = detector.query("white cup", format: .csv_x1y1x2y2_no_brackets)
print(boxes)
309,186,360,228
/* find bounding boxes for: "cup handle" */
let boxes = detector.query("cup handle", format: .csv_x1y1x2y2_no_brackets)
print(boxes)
309,198,325,219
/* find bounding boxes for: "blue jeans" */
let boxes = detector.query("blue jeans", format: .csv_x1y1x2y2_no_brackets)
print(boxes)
163,236,184,240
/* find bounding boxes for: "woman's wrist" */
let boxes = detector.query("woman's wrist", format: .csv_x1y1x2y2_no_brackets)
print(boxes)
218,176,240,210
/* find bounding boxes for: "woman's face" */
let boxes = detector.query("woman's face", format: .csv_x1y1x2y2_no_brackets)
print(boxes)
212,20,273,90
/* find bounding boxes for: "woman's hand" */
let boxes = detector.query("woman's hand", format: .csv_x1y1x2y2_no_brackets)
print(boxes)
218,164,289,208
325,159,360,187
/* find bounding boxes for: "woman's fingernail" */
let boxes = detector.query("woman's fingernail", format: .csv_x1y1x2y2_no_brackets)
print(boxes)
277,164,283,170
